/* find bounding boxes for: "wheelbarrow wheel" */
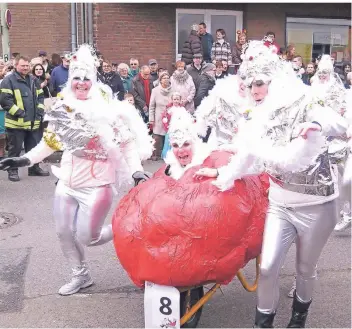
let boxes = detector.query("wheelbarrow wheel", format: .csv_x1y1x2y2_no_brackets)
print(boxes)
180,286,204,328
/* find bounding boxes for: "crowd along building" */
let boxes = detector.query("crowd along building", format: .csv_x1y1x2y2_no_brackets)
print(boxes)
2,2,351,71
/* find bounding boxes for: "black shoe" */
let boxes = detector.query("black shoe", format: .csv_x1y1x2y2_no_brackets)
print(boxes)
254,308,275,328
8,170,20,182
28,164,50,177
287,292,312,328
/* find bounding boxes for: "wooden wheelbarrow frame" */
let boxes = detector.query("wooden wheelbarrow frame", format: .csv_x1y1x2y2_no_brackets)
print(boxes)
178,255,261,326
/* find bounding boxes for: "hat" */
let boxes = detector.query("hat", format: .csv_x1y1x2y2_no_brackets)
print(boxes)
148,59,158,65
193,53,203,58
68,44,99,82
38,50,47,56
203,63,216,72
61,51,71,60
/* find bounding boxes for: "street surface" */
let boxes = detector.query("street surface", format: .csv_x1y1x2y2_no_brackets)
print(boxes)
0,159,351,328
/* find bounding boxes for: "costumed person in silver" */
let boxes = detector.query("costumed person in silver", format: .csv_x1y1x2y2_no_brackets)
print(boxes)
311,55,351,231
0,45,154,296
194,40,348,328
195,74,247,148
164,107,214,180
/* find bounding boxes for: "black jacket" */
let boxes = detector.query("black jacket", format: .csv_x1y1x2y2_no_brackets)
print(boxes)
194,73,215,108
181,31,203,65
0,71,45,130
97,72,125,101
131,74,154,112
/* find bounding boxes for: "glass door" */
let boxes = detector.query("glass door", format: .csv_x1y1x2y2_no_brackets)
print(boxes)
176,9,243,61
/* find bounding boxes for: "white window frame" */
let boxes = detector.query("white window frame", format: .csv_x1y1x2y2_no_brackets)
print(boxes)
175,8,243,61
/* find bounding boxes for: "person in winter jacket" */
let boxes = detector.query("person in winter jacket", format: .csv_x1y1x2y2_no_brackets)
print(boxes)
186,53,214,87
131,65,154,122
50,53,70,96
117,63,133,93
170,61,196,113
263,31,280,54
181,24,203,65
215,61,226,80
194,63,216,109
211,29,232,66
0,56,49,181
97,60,125,101
129,58,140,79
0,45,153,296
148,59,159,83
198,22,214,63
301,62,316,86
232,31,247,73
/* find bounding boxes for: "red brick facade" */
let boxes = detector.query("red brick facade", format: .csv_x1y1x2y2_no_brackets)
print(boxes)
2,3,351,71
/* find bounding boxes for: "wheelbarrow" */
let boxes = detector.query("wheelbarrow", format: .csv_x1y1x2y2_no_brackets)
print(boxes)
144,255,261,328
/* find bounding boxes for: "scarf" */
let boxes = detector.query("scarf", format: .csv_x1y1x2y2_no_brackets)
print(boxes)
140,73,151,107
159,83,172,96
102,71,115,85
172,70,189,85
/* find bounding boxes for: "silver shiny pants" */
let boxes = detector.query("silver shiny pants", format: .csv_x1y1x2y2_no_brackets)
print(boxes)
338,162,351,216
53,181,114,268
257,200,338,314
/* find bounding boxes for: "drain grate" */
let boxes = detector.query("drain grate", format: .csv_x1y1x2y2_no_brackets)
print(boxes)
0,212,22,229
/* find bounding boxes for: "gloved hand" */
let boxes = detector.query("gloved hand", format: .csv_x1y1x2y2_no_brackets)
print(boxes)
0,157,30,170
132,171,152,186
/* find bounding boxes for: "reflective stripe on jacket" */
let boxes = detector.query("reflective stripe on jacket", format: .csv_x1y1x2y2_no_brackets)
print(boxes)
0,71,45,130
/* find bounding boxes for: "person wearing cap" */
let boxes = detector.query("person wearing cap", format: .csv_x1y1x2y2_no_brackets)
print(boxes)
38,50,53,74
186,53,214,90
50,52,70,97
181,24,203,66
149,59,159,83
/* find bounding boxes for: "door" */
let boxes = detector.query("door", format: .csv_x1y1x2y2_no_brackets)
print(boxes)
176,9,243,61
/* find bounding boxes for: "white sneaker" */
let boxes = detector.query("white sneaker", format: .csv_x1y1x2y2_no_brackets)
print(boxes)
59,267,94,296
334,214,352,232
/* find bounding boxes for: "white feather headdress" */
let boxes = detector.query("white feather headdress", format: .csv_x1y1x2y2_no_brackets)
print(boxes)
69,44,100,82
168,108,198,146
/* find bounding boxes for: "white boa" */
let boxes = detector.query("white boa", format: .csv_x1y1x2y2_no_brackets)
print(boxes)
164,141,213,180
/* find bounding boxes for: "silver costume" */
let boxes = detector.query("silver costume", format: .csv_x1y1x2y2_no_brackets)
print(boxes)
258,200,338,313
54,180,114,268
210,42,348,327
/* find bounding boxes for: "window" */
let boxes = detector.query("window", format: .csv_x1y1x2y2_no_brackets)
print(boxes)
176,9,243,61
286,17,351,65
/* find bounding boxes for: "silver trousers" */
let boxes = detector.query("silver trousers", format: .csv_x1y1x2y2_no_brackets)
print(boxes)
257,200,338,314
53,181,114,269
337,162,351,216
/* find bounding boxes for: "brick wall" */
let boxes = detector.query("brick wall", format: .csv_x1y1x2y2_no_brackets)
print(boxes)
5,3,71,58
94,3,351,71
1,3,350,69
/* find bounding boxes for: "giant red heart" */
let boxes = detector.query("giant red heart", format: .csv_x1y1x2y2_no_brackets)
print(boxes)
112,151,269,288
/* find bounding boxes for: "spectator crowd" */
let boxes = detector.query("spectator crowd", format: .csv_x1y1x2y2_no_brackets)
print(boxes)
0,22,351,179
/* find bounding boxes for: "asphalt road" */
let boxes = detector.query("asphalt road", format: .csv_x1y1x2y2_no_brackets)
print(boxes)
0,160,350,328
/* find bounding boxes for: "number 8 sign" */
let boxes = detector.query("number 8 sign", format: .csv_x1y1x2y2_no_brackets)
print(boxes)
144,281,180,329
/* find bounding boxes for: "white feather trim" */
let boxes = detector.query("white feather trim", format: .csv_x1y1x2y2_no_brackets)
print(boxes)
111,99,154,161
164,141,213,180
213,130,326,192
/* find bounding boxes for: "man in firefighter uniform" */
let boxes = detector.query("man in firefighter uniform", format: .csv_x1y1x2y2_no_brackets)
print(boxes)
0,55,49,181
